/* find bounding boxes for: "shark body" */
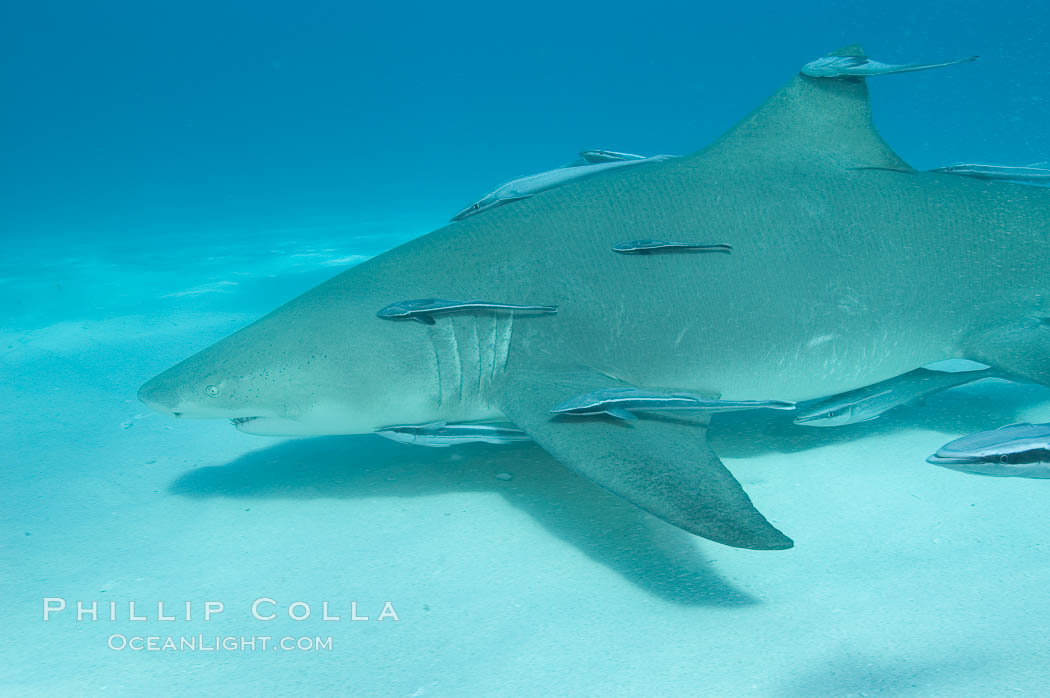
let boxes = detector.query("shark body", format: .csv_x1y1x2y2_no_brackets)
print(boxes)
139,46,1050,551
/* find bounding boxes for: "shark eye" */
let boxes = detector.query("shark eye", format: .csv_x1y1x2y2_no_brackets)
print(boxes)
999,454,1010,464
206,384,221,397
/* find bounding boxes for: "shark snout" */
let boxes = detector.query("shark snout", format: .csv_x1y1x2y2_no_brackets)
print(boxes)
137,370,260,420
137,374,180,416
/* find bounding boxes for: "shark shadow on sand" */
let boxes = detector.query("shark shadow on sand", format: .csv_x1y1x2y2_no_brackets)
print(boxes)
775,651,993,698
169,435,757,607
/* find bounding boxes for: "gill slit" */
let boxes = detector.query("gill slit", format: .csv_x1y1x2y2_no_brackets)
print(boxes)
448,320,463,402
496,314,514,375
473,319,483,400
429,328,444,407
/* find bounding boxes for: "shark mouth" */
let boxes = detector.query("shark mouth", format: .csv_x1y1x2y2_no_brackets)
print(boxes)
230,417,259,427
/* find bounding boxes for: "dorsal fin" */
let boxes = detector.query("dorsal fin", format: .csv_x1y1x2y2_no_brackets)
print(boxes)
695,45,911,171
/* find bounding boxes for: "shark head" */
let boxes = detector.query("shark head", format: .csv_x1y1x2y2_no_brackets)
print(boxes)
137,291,443,436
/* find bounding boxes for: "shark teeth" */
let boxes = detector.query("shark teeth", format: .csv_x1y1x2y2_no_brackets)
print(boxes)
230,417,259,426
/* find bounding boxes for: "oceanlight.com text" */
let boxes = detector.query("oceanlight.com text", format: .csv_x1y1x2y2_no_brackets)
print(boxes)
107,634,333,652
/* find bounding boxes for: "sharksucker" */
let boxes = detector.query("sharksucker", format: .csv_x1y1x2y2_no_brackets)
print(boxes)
376,298,557,324
551,387,795,420
928,163,1050,182
450,155,673,221
802,53,977,78
927,422,1050,478
579,150,648,163
140,43,1048,552
375,421,530,447
794,365,1006,427
612,240,733,255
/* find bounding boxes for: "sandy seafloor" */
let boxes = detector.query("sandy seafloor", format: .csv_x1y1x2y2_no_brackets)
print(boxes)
3,221,1050,698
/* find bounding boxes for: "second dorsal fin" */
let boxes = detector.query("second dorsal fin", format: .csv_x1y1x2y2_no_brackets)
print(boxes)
695,45,911,171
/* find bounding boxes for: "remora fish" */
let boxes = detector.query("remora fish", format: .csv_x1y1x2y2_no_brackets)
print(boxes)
139,45,1050,551
794,366,1002,427
375,421,530,447
451,155,672,221
551,387,795,420
377,298,558,324
802,53,977,78
579,150,649,163
927,423,1050,478
612,240,733,255
928,163,1050,182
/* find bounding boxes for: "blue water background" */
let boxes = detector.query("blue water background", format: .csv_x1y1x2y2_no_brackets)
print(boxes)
3,0,1048,251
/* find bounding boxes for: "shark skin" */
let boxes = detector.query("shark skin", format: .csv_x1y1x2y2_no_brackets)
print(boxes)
138,46,1050,551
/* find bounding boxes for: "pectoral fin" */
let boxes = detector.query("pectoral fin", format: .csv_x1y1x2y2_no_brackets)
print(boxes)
496,367,793,550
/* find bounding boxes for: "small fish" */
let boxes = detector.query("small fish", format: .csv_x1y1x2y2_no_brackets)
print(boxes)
928,163,1050,183
375,421,531,447
801,54,977,78
451,155,673,221
551,387,794,420
794,366,1001,427
926,422,1050,478
377,298,558,324
578,150,649,164
612,240,733,255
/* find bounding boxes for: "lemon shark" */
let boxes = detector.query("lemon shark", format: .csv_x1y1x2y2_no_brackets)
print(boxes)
138,46,1050,551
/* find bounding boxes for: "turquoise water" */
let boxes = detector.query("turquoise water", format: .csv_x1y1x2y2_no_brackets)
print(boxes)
4,2,1050,696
